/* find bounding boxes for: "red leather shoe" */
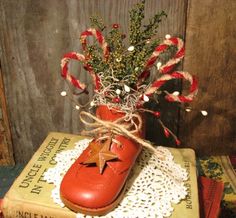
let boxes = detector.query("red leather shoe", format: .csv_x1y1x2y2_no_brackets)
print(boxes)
60,105,143,216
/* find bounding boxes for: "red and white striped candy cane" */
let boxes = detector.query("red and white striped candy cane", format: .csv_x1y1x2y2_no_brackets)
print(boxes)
144,37,185,74
80,28,109,60
144,71,198,103
61,52,101,91
61,28,109,91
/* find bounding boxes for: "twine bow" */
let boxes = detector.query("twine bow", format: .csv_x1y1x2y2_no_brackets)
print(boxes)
79,111,165,159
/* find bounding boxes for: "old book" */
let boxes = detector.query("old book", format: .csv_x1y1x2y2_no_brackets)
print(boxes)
168,147,199,218
199,156,236,213
2,132,199,218
198,176,224,218
229,155,236,171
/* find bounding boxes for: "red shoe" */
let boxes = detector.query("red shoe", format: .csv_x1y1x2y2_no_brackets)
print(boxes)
60,105,143,216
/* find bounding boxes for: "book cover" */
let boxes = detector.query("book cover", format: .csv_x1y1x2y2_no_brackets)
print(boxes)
198,176,224,218
198,156,236,212
169,147,199,218
2,132,199,218
229,155,236,171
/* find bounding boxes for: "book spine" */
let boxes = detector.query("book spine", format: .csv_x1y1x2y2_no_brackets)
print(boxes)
2,196,75,218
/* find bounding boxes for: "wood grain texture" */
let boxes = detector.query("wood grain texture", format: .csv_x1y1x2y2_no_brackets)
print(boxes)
141,0,188,147
179,0,236,155
0,0,187,163
0,0,71,163
0,67,14,165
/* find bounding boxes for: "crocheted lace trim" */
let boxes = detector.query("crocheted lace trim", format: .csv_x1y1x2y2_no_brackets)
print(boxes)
44,139,188,218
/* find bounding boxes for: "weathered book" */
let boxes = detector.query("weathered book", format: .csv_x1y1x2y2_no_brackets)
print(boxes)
2,132,199,218
198,156,236,213
198,176,224,218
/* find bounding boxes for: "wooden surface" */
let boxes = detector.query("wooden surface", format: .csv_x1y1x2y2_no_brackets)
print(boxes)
0,0,187,163
179,0,236,155
0,67,14,165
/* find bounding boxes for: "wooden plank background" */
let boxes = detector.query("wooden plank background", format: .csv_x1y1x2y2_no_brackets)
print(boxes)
0,68,14,165
179,0,236,156
0,0,235,163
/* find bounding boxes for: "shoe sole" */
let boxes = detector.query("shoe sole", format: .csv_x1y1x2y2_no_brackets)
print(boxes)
60,183,127,216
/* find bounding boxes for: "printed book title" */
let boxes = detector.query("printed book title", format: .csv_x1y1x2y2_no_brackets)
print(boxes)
18,137,71,195
184,161,193,209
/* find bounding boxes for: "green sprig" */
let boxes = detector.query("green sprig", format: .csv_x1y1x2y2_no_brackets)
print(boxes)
90,15,106,31
86,0,167,87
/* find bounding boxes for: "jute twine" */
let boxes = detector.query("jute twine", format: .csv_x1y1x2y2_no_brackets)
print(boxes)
79,111,165,159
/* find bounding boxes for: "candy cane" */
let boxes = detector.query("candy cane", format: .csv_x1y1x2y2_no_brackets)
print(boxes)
80,28,109,60
144,37,185,74
61,28,109,91
61,51,101,91
144,71,198,103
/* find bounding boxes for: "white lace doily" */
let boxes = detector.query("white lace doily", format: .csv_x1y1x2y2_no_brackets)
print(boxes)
44,139,188,218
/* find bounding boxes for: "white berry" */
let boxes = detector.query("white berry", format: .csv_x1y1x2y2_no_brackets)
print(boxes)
143,95,149,102
124,85,131,93
156,62,162,70
172,91,180,96
201,110,208,116
128,46,135,51
116,89,121,95
60,91,67,97
165,34,171,39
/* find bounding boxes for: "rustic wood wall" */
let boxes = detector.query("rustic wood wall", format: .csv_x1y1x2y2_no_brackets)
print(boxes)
0,68,14,165
0,0,235,163
179,0,236,156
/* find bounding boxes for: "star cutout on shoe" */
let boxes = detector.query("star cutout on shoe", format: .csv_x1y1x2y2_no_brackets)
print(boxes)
82,136,118,174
